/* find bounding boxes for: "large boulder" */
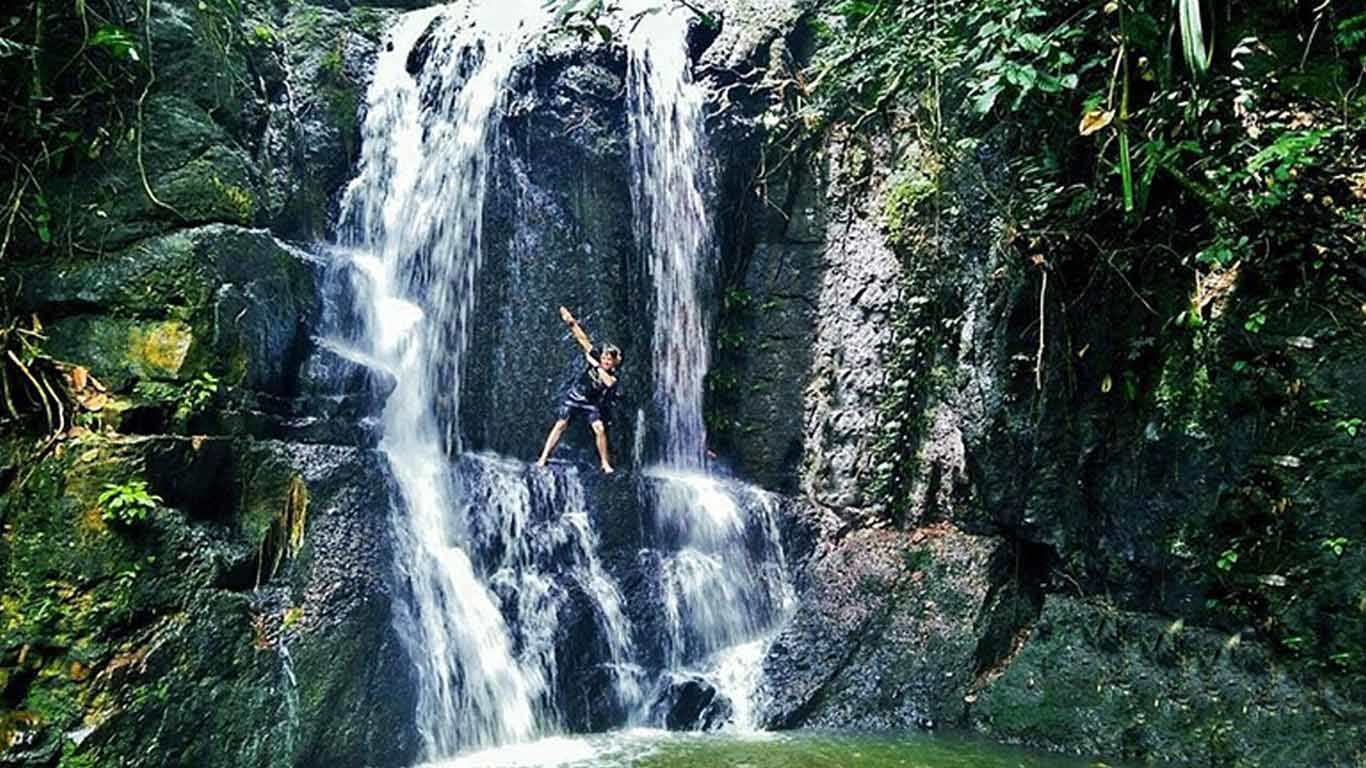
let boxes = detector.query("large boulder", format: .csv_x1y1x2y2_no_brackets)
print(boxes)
969,597,1366,766
648,674,734,731
0,435,416,768
13,225,317,397
758,521,1034,731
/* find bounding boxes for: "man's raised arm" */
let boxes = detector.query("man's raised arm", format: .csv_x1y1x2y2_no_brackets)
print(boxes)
560,306,595,356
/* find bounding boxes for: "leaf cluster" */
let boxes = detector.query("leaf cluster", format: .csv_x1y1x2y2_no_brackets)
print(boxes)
97,478,161,526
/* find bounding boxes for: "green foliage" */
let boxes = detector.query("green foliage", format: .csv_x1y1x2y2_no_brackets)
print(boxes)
0,1,149,258
132,371,220,429
320,45,344,80
1215,547,1238,572
1176,0,1211,79
882,165,938,244
798,0,954,131
1336,12,1366,56
965,1,1091,115
97,479,161,526
282,605,303,631
182,371,219,413
87,24,141,62
58,741,98,768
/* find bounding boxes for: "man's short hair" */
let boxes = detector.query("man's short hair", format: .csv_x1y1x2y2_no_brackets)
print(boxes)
602,344,622,361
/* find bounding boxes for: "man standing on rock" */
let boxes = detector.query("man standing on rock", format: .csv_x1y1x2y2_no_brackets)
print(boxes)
535,306,623,473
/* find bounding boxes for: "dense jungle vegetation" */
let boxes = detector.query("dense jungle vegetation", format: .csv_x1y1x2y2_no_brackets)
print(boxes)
777,0,1365,691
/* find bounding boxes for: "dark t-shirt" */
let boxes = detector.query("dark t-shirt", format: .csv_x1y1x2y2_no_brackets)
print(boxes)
567,347,620,406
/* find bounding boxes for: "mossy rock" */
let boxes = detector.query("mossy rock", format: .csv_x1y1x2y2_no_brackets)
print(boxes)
11,224,318,395
969,596,1366,767
2,435,413,768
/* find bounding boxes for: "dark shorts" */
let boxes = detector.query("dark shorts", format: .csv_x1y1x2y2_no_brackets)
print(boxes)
557,396,603,425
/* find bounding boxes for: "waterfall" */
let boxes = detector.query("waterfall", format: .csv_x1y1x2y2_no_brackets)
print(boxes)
624,7,794,724
336,3,549,756
626,5,715,468
649,471,794,725
461,455,644,714
324,1,793,759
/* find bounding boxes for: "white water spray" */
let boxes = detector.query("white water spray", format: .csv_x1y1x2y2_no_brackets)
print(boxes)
626,6,715,468
336,3,550,757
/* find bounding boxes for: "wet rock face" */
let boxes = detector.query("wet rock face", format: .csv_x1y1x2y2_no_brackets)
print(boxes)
0,2,413,765
31,0,391,251
14,225,317,396
729,69,1366,767
0,436,416,768
461,43,646,465
970,597,1366,766
650,674,734,731
459,0,820,468
757,520,1029,731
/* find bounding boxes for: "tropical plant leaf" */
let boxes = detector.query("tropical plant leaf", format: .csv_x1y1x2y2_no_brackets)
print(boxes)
88,24,140,62
1177,0,1211,79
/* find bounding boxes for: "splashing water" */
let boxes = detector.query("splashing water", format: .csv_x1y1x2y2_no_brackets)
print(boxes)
625,5,793,730
649,471,794,679
463,455,644,714
626,5,715,468
336,2,550,757
328,0,793,757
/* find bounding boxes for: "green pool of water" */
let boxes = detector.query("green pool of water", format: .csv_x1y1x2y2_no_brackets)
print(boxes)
425,729,1121,768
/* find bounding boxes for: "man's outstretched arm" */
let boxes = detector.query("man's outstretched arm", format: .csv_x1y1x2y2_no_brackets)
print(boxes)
560,306,595,355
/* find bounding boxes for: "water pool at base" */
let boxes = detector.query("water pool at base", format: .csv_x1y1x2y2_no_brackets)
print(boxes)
422,730,1118,768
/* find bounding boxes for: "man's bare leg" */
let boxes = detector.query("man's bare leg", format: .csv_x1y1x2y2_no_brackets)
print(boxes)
590,420,614,473
536,419,570,466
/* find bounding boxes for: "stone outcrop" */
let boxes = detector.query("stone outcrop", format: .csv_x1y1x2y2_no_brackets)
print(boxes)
712,54,1366,768
0,435,415,768
0,1,414,766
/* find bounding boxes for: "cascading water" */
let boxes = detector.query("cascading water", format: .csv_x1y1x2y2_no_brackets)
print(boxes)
648,471,794,728
336,3,550,756
324,1,793,760
624,6,794,724
460,455,644,713
626,6,714,469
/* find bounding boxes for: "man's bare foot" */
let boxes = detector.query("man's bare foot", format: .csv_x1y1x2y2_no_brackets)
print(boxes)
535,458,547,467
601,464,615,474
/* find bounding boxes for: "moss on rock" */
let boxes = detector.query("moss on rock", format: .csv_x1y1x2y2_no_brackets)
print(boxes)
1,435,413,768
12,224,317,397
970,597,1366,767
